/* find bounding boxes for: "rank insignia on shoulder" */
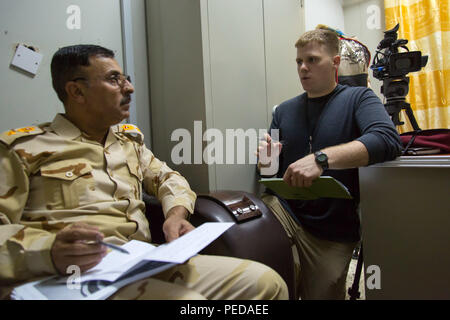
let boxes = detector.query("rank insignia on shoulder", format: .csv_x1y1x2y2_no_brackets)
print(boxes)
7,126,38,135
120,124,141,133
118,124,144,143
1,126,44,146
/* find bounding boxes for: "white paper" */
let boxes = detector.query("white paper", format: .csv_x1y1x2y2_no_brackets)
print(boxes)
70,222,234,283
80,240,155,282
146,222,235,263
12,260,176,300
12,222,234,300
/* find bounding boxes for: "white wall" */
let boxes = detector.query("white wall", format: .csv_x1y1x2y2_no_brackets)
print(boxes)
0,0,122,131
0,0,151,145
343,0,385,98
305,0,345,32
303,0,386,99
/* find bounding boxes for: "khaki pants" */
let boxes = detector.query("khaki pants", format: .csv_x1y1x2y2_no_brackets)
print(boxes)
110,254,288,300
261,194,357,300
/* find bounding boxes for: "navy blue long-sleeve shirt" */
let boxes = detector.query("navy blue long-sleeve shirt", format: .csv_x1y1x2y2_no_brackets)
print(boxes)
268,84,402,242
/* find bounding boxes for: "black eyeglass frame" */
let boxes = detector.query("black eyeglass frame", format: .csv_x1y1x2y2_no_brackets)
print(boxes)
71,74,132,87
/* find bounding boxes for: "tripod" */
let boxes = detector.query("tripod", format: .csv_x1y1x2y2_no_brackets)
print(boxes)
382,77,422,155
348,244,364,300
385,98,421,131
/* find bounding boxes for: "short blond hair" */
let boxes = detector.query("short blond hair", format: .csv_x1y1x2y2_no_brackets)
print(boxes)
295,29,340,56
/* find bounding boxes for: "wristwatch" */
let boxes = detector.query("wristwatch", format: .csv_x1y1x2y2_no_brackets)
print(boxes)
314,151,329,170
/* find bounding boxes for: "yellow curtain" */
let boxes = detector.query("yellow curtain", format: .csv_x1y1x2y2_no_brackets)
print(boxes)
384,0,449,132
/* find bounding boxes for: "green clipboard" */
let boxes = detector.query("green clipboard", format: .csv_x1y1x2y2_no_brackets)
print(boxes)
259,176,352,200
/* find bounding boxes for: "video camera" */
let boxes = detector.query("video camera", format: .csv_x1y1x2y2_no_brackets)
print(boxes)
371,23,428,80
370,23,428,131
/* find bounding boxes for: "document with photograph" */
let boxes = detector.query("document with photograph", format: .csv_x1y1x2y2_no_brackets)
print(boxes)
11,222,235,300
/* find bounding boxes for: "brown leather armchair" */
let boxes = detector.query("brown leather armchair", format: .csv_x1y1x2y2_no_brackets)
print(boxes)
143,190,297,300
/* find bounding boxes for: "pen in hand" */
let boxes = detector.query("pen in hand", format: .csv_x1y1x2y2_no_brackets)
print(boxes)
97,240,130,255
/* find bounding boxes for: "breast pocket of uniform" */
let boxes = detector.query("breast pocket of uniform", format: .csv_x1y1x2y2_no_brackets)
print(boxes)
126,159,143,200
40,161,94,209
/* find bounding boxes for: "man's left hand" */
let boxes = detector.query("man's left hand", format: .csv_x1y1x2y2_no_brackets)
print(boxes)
162,206,195,242
283,153,322,188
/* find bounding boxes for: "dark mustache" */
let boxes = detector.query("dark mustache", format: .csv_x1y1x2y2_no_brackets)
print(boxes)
120,96,131,105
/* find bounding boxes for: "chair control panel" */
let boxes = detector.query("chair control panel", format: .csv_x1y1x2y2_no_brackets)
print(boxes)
227,196,262,222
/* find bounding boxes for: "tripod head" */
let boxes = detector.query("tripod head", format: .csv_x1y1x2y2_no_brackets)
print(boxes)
382,76,421,130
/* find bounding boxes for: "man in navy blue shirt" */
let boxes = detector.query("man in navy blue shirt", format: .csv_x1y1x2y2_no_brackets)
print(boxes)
258,29,401,299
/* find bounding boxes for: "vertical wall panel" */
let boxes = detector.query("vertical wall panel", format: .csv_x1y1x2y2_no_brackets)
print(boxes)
206,0,268,192
147,0,210,193
147,0,305,193
263,0,304,124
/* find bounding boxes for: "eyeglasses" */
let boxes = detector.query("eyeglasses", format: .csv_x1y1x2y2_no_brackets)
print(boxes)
71,74,132,88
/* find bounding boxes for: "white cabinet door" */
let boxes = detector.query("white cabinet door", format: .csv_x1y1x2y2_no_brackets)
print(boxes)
147,0,304,193
203,0,268,192
203,0,304,192
263,0,305,122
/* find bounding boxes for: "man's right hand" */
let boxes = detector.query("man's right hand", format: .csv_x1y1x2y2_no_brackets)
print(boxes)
257,133,283,176
51,223,108,275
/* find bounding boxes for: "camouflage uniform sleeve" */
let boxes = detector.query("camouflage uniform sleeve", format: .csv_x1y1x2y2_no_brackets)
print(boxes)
0,144,57,285
139,144,196,217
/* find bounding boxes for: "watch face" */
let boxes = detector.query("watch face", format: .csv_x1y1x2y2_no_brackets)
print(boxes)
317,153,327,162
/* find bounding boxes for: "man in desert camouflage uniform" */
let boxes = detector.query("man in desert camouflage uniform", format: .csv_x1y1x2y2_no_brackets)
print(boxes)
0,44,288,300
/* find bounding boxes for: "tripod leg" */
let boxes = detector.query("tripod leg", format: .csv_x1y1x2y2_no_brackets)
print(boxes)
404,104,421,131
348,244,364,300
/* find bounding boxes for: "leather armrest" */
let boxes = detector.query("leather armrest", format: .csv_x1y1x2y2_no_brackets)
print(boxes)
142,190,297,299
191,190,296,299
142,192,166,244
